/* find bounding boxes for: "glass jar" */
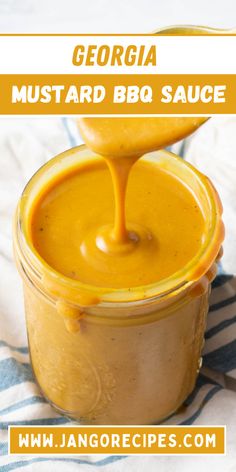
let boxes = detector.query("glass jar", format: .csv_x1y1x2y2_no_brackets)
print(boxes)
13,146,224,425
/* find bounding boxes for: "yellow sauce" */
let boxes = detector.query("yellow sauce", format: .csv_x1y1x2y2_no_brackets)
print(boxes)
31,158,205,289
77,117,206,250
78,117,207,158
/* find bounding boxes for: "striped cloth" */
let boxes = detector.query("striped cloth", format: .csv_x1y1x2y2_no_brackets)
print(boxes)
0,118,236,471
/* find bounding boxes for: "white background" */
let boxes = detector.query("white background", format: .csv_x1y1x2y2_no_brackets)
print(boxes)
0,0,234,33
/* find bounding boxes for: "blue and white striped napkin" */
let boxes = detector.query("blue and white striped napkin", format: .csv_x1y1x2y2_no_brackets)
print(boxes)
0,117,236,471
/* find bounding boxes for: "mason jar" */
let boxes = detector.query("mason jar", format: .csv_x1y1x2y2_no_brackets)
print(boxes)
13,146,224,425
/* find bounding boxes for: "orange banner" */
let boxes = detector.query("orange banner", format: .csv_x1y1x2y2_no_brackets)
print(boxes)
0,74,234,114
9,426,225,455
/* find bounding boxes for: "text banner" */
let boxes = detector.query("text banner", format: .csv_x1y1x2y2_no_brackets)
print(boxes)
9,426,225,455
0,74,235,115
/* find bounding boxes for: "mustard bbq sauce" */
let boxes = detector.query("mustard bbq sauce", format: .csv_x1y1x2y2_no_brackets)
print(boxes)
31,158,205,289
77,117,207,247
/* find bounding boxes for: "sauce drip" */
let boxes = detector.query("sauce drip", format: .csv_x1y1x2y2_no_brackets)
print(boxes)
77,116,207,252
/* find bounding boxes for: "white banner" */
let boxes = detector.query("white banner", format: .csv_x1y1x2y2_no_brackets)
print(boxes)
0,35,235,75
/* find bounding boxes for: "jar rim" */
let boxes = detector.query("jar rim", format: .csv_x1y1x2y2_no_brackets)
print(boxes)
14,145,224,306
